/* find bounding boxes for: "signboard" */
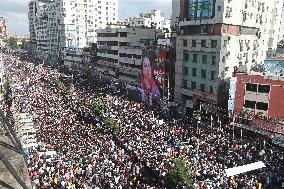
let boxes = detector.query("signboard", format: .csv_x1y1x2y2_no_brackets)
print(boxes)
141,49,166,101
228,77,237,111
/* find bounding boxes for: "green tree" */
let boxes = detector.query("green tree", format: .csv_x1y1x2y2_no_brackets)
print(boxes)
82,47,91,52
277,39,284,48
6,37,18,50
20,39,30,50
166,158,194,188
91,98,107,117
106,117,120,133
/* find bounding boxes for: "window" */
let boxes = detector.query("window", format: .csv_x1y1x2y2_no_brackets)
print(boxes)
191,82,196,90
192,68,197,77
201,40,206,47
184,67,188,75
201,69,206,79
246,83,257,92
244,100,256,109
210,86,214,94
211,40,217,48
183,80,188,88
212,56,216,65
192,40,196,47
258,85,270,93
200,84,206,92
202,55,207,64
184,51,189,61
183,40,187,47
211,71,215,80
218,6,222,11
256,102,268,111
193,54,197,63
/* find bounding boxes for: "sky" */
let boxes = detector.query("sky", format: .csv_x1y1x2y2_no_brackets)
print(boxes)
1,0,172,36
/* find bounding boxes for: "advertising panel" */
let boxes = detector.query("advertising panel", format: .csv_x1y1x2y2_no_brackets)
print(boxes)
189,0,216,19
141,49,166,101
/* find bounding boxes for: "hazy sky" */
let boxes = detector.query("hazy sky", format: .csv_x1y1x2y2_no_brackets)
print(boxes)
1,0,171,36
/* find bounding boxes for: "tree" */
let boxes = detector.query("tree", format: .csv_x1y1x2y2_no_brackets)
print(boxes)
91,98,107,117
166,158,194,188
20,39,30,50
277,39,284,48
6,37,18,50
82,47,91,52
106,117,120,133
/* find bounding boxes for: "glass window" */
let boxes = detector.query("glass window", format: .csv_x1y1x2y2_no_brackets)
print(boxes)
258,85,270,93
192,40,196,47
183,80,188,88
211,40,217,48
212,56,216,65
246,83,257,92
192,82,196,89
200,84,205,92
193,54,198,62
211,71,215,80
183,40,187,47
184,51,189,61
189,0,216,19
244,100,256,109
192,68,197,76
256,102,268,111
201,40,206,47
202,55,207,64
210,86,213,94
201,69,206,79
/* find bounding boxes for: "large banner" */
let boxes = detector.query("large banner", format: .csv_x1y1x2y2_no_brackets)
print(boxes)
141,49,166,101
189,0,215,19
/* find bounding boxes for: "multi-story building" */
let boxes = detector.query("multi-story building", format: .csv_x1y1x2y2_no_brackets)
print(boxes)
0,17,8,48
171,0,180,30
96,23,163,84
28,0,118,62
232,72,284,119
127,10,171,32
173,0,284,112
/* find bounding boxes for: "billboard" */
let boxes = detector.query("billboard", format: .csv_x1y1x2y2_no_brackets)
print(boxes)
228,77,237,111
189,0,216,19
141,49,166,101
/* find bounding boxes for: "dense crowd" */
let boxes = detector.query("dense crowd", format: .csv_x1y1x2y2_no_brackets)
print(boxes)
1,54,284,189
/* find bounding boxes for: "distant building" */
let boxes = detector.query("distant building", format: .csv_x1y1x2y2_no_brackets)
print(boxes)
127,10,171,32
0,17,8,48
63,47,91,73
232,72,284,119
173,0,284,113
28,0,118,62
95,23,163,84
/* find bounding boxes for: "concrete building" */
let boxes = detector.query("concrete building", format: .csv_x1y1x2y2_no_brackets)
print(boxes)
232,72,284,120
127,10,171,32
173,0,284,112
63,47,91,73
96,24,163,83
0,17,8,48
28,0,118,62
171,0,180,30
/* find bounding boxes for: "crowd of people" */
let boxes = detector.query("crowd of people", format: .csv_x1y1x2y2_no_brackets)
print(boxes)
1,53,284,189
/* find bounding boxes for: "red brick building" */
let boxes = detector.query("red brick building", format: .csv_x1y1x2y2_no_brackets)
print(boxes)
234,72,284,120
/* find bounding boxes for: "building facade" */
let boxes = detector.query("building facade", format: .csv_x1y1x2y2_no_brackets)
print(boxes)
96,24,163,84
233,72,284,120
28,0,118,62
173,0,284,112
0,17,8,48
127,10,171,32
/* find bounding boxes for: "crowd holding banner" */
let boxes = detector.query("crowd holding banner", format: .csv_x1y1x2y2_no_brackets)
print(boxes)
1,53,284,188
